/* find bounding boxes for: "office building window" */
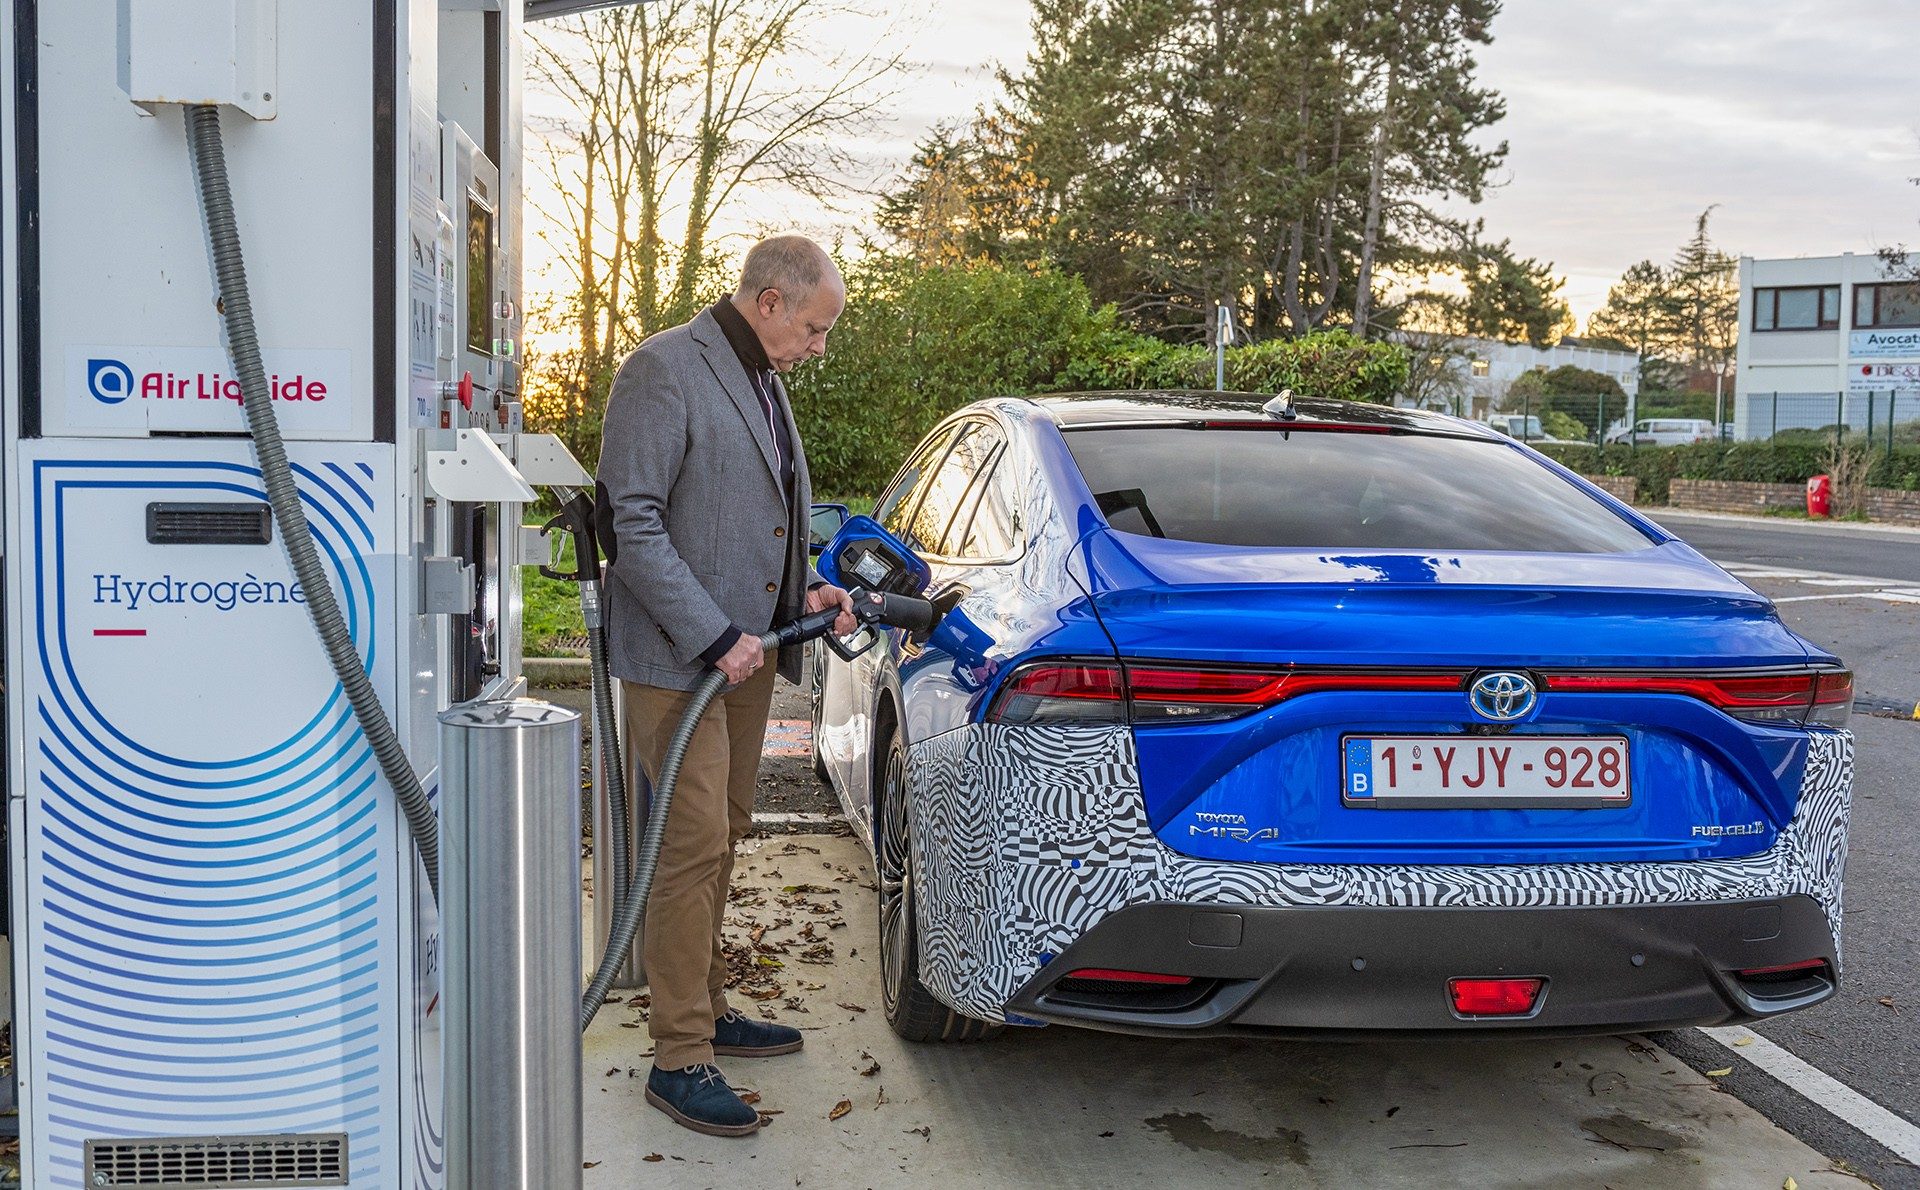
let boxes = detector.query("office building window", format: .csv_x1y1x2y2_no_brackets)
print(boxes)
1753,285,1840,331
1855,282,1920,329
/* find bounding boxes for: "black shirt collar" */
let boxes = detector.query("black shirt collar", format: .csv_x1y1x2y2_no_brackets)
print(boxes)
708,299,773,375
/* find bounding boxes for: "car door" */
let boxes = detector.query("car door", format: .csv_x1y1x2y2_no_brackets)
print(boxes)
817,421,968,833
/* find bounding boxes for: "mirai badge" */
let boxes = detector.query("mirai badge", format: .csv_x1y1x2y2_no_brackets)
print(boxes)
1470,671,1537,722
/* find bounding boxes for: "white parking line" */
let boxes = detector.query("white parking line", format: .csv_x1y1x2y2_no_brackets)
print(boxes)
1701,1025,1920,1165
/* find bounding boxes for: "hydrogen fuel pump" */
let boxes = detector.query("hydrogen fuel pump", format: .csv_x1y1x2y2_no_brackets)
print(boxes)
0,2,943,1186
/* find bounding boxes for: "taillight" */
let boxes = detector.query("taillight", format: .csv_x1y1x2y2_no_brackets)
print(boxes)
987,662,1126,725
986,663,1469,725
1545,669,1852,729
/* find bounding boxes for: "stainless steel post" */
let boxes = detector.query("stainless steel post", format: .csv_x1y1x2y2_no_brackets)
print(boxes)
442,699,583,1190
591,678,647,988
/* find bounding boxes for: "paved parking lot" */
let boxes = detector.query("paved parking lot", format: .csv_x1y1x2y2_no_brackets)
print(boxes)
582,835,1847,1189
564,512,1920,1186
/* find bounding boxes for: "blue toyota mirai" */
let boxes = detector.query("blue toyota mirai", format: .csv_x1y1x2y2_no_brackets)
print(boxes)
811,390,1854,1043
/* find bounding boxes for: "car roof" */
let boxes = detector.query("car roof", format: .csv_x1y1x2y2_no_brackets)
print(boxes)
1024,390,1500,438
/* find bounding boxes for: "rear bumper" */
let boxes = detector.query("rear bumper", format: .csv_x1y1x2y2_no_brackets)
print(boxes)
1006,895,1836,1038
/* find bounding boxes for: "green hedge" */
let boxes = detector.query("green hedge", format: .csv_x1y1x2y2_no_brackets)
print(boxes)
1534,441,1920,504
788,256,1410,495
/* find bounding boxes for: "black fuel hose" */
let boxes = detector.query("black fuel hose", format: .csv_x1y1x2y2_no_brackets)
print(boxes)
187,105,442,902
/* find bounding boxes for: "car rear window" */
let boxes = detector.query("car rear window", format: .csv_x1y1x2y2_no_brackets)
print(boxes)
1063,427,1655,553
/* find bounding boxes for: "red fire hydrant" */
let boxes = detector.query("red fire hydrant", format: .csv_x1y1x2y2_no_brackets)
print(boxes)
1806,474,1832,518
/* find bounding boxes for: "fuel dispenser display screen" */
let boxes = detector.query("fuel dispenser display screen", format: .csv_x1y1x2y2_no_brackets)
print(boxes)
466,190,495,357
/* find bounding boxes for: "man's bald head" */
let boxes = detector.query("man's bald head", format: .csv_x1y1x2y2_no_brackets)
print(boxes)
731,235,846,373
735,235,842,305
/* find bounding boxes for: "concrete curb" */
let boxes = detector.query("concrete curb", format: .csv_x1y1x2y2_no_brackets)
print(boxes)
525,655,590,687
1645,508,1920,538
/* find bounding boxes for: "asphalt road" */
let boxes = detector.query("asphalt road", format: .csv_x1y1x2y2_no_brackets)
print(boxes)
1644,511,1920,1186
1650,509,1920,585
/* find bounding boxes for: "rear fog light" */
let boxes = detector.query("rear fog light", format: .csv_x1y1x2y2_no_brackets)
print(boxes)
1449,977,1544,1017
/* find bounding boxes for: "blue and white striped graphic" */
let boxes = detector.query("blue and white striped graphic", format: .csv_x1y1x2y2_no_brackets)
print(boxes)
22,449,401,1188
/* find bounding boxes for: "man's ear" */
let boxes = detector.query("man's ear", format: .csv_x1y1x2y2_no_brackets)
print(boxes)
758,287,783,319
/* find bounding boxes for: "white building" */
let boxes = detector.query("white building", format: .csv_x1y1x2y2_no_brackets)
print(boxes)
1735,252,1920,440
1399,336,1641,422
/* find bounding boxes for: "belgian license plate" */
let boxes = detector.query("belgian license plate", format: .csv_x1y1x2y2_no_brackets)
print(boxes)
1342,735,1631,809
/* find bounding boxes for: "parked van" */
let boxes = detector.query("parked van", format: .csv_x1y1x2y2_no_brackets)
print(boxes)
1605,418,1715,446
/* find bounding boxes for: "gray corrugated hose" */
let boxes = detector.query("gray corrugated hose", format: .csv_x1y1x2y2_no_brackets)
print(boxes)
579,647,755,1029
186,104,442,902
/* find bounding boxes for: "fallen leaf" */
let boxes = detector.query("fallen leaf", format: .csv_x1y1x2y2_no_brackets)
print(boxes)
584,1161,601,1169
905,1125,931,1140
604,1067,620,1077
1734,1036,1755,1047
860,1059,881,1077
829,1099,853,1121
1784,1178,1798,1190
1706,1067,1734,1078
619,1022,642,1029
1099,1131,1115,1138
643,1154,664,1163
1878,996,1898,1011
875,1086,890,1106
740,1091,762,1105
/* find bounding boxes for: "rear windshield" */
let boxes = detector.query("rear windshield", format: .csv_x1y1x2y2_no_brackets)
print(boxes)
1063,427,1654,553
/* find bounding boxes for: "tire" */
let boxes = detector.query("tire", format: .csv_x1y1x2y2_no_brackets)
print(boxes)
875,724,1001,1043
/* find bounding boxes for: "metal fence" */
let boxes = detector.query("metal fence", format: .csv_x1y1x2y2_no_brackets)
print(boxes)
1739,391,1919,448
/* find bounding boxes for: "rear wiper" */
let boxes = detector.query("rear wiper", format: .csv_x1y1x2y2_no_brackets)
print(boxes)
1095,488,1167,538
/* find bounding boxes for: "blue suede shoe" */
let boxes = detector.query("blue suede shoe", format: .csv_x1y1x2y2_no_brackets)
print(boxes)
712,1008,804,1057
644,1064,761,1137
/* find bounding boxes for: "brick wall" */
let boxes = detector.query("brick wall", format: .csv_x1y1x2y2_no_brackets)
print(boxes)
1668,479,1804,514
1863,488,1920,526
1581,474,1638,504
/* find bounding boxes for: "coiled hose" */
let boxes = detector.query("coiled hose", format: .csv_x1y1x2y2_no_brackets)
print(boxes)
580,646,764,1030
187,104,442,902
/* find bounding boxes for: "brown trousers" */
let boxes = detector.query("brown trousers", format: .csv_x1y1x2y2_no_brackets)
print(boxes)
622,664,777,1069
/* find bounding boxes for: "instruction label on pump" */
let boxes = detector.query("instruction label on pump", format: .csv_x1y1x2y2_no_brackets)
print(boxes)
64,345,353,435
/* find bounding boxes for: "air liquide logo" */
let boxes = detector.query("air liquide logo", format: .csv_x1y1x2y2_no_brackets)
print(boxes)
67,345,352,434
87,358,135,404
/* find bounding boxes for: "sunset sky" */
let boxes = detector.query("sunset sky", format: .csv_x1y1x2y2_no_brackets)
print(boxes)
524,0,1920,329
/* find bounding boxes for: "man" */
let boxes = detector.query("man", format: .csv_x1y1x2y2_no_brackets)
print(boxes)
598,235,856,1137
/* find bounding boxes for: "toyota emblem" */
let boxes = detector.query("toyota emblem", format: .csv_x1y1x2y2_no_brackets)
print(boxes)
1469,671,1538,722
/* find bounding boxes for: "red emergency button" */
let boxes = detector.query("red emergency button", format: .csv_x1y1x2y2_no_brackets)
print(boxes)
457,372,474,411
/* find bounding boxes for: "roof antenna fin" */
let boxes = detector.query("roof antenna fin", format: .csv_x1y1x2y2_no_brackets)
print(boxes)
1263,388,1299,421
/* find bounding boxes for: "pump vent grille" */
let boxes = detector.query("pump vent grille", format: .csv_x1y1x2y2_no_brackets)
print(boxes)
146,502,274,546
83,1134,348,1188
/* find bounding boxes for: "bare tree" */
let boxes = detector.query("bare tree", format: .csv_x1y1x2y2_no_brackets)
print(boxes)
524,1,904,458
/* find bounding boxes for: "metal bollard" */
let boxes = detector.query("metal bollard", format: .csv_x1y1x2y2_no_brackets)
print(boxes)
441,699,583,1190
590,677,647,990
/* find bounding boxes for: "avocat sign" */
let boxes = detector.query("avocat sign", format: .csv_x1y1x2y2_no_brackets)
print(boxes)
1850,329,1920,359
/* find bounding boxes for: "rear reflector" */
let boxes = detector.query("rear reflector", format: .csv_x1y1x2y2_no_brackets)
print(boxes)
1062,968,1194,986
1737,958,1828,977
1448,977,1543,1017
1545,669,1852,729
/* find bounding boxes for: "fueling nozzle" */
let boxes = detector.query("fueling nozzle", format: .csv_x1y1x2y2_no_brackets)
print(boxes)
767,588,938,660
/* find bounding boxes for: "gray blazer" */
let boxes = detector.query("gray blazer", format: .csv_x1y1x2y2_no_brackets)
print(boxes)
597,308,818,691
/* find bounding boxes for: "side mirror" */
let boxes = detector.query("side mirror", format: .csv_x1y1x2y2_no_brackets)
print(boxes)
818,514,931,597
809,503,850,557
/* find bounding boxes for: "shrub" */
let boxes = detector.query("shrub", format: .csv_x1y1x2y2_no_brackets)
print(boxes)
788,255,1411,495
1532,440,1920,505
